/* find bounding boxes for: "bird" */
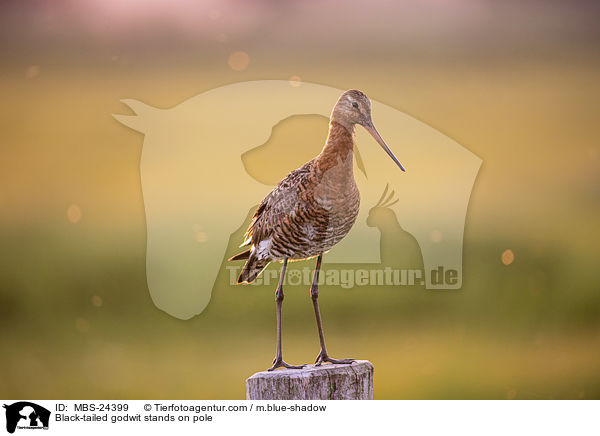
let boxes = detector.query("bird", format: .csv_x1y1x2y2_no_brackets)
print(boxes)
367,184,423,271
229,89,405,371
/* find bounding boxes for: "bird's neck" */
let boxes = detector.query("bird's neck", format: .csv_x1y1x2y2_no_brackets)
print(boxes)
316,121,355,174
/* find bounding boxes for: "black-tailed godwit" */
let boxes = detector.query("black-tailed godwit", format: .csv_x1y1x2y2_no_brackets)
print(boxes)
230,89,405,370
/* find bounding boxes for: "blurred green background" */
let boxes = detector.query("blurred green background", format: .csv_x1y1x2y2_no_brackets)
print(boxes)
1,0,599,399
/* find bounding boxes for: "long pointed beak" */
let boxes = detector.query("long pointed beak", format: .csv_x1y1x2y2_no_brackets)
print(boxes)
363,122,405,172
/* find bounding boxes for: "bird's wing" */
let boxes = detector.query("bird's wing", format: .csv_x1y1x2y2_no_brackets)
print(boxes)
241,160,313,247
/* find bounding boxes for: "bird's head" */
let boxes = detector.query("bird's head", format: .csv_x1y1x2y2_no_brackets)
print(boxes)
332,89,373,128
332,89,405,172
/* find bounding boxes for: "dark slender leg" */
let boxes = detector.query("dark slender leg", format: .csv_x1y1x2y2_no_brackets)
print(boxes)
268,259,304,371
311,254,355,366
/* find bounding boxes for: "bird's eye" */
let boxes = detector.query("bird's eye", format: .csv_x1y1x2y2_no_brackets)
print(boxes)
352,102,359,109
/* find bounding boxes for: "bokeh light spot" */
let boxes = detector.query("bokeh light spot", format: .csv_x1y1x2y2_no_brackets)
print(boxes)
92,295,103,307
26,65,40,79
67,204,82,224
193,224,208,243
430,230,443,243
228,51,250,71
501,249,514,265
289,75,302,87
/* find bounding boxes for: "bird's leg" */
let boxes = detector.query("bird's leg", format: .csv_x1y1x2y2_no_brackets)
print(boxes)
311,255,355,366
268,258,304,371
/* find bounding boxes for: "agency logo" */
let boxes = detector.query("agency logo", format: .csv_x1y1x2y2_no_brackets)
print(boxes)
3,402,50,434
114,80,481,320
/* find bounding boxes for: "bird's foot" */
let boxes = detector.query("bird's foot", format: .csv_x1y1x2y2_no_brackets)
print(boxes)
314,350,355,366
268,356,305,371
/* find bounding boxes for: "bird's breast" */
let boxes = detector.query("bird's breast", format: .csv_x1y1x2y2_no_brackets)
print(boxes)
309,173,360,252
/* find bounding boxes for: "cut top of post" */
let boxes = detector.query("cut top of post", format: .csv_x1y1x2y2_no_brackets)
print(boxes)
246,360,374,400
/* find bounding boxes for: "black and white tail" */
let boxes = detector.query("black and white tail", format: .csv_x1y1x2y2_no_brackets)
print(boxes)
228,249,270,284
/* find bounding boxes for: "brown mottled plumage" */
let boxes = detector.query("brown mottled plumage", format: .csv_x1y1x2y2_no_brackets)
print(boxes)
229,89,405,370
234,121,359,283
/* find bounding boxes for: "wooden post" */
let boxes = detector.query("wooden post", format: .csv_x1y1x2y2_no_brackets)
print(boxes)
246,360,373,400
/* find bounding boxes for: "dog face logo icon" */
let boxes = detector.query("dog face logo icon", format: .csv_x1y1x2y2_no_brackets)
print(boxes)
3,402,50,434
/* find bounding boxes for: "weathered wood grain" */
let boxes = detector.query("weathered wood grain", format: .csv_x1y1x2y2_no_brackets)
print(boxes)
246,360,373,400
